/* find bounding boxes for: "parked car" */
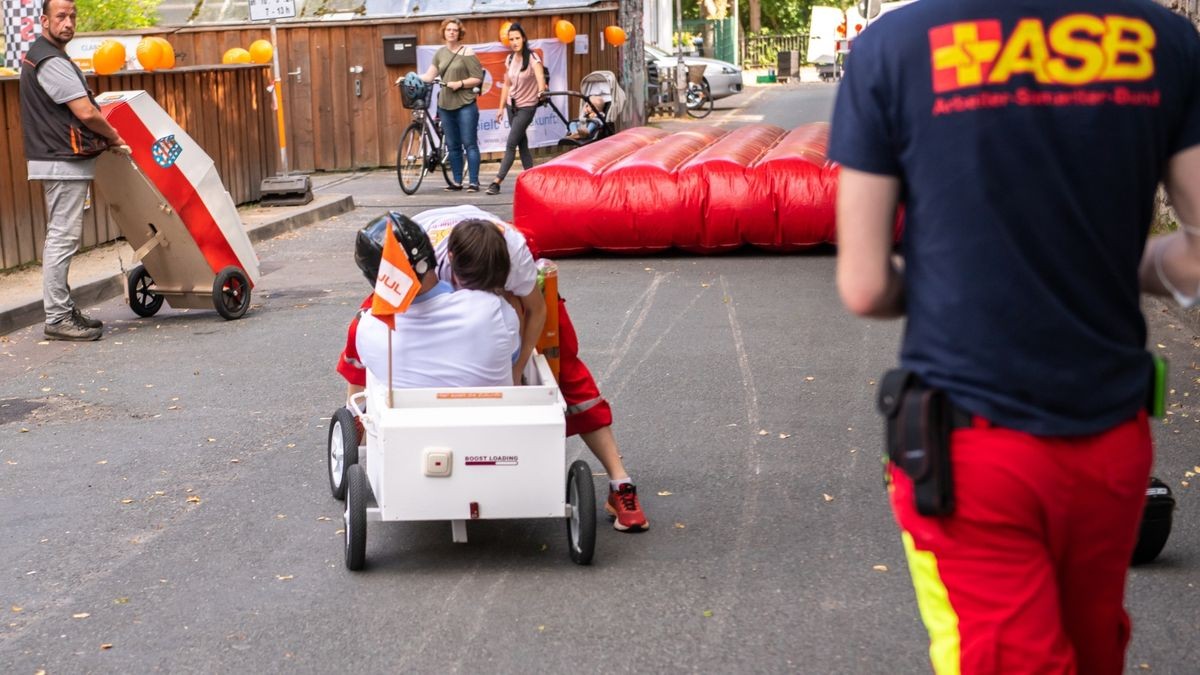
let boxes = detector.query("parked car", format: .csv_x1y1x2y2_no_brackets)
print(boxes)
645,44,744,100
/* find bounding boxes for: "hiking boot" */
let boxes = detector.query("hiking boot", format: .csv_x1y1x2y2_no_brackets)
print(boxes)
72,308,102,329
44,315,101,342
605,483,649,532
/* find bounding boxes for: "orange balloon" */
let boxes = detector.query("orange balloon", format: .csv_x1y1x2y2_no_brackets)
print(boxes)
222,47,252,65
92,40,126,75
249,39,274,64
604,25,627,47
136,37,163,71
499,21,513,47
554,20,576,44
152,37,175,69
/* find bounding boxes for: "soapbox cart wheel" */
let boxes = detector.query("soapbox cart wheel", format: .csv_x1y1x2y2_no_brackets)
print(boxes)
213,266,251,320
345,463,370,570
565,459,596,565
328,407,360,500
127,264,164,318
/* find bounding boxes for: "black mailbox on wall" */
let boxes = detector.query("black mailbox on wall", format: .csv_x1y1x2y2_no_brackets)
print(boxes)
383,35,417,66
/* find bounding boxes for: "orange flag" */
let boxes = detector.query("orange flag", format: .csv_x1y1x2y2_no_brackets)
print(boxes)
370,225,420,330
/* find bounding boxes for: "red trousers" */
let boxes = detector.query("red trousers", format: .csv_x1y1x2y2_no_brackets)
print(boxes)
556,297,612,437
889,413,1152,674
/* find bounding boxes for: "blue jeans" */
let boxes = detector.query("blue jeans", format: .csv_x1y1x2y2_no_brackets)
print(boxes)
439,103,480,186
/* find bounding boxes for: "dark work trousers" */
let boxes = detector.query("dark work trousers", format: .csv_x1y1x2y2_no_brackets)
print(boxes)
496,105,537,182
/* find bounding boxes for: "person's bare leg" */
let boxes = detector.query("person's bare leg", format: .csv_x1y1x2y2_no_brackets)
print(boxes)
581,425,627,479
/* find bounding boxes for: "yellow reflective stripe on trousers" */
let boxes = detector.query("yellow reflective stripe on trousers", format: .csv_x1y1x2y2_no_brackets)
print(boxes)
901,531,961,674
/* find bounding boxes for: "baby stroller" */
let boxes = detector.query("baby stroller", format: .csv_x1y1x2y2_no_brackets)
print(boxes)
541,70,626,148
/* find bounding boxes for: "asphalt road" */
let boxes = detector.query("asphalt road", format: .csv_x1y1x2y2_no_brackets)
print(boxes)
1,83,1197,674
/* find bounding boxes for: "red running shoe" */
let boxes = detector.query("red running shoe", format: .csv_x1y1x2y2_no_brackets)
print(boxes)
606,483,649,532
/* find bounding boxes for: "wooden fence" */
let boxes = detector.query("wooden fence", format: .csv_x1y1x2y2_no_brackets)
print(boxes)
0,65,275,270
158,9,622,173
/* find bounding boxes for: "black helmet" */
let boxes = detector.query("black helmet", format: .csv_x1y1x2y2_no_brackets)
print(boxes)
354,211,437,285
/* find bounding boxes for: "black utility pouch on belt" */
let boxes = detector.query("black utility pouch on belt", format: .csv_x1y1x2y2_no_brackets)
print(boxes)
877,369,956,516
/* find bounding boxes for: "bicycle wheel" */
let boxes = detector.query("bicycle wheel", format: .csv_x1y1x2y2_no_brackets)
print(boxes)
686,82,713,119
396,123,425,195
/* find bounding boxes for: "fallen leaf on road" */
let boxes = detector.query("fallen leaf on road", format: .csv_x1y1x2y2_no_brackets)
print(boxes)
186,495,201,504
72,612,90,619
805,376,815,382
1156,344,1166,349
206,438,215,443
19,429,28,433
779,433,791,439
823,494,834,502
276,514,286,519
757,429,768,436
6,460,16,465
317,516,331,522
873,565,888,572
674,522,686,529
540,544,548,552
113,598,129,605
10,606,21,613
286,443,296,448
167,406,180,411
97,460,107,465
120,499,135,504
335,529,345,535
154,491,165,496
100,643,113,650
537,625,546,632
657,491,673,496
276,575,294,581
702,610,713,618
230,459,240,464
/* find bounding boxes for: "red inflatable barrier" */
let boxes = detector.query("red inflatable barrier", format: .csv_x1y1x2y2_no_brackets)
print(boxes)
514,123,841,256
677,124,788,254
751,123,837,250
514,128,668,256
592,126,726,253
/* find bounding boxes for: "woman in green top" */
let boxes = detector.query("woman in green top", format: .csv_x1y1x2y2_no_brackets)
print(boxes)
419,18,485,192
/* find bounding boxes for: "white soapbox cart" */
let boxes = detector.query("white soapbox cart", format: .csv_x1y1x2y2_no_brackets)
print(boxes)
326,354,596,570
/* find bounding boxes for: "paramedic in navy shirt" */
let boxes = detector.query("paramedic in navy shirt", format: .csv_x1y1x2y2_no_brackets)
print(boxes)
830,1,1200,672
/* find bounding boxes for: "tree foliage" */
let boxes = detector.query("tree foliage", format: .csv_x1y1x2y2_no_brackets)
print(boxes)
74,0,161,32
737,0,810,33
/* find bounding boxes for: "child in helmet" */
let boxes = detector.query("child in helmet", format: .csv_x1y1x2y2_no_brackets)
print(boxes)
337,212,518,393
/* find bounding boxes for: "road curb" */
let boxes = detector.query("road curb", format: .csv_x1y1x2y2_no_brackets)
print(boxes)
0,193,355,337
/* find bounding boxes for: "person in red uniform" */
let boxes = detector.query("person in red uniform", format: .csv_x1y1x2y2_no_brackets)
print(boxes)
338,206,649,532
830,0,1200,671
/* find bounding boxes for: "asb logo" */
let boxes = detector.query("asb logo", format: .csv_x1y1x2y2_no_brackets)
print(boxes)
929,15,1156,93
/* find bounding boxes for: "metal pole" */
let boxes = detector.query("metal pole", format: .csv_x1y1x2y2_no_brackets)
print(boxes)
674,0,686,117
270,20,290,176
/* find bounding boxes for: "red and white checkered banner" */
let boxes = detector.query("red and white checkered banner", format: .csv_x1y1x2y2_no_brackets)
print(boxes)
3,0,39,70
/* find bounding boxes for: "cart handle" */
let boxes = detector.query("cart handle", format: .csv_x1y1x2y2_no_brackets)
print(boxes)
347,391,368,418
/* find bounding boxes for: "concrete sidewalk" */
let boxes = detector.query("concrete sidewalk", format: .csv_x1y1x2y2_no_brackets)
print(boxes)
0,187,354,336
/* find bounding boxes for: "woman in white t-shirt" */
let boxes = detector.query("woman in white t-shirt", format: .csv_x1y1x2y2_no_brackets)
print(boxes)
486,23,548,196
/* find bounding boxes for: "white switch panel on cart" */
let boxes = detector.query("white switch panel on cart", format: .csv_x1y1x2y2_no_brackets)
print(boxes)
424,449,452,477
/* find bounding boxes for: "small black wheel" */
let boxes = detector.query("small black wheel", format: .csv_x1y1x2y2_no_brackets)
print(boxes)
565,459,596,565
127,264,163,318
212,266,251,320
1132,476,1175,565
328,407,360,500
345,463,370,571
397,124,424,195
685,81,714,119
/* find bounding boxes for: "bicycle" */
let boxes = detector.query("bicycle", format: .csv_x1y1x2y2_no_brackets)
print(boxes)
396,77,454,195
685,80,713,119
